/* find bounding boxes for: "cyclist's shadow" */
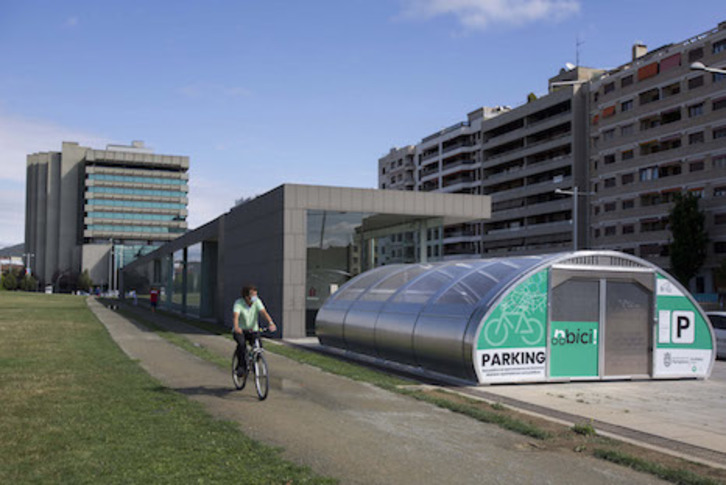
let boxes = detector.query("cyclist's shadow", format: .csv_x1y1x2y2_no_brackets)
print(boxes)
165,385,259,400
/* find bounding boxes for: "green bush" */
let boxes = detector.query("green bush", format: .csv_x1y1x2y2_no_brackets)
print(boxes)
2,271,17,291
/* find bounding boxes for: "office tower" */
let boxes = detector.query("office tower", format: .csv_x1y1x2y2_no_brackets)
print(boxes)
25,141,189,288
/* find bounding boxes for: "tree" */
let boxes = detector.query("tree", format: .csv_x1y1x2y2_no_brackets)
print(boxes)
2,271,18,291
78,269,93,292
527,92,538,103
669,192,708,287
20,274,37,292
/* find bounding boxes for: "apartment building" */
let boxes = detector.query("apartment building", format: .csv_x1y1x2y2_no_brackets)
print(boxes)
480,67,602,256
26,141,189,288
589,21,726,293
378,107,508,262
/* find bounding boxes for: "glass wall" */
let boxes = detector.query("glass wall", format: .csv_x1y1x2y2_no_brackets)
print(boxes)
306,211,372,335
171,249,185,311
186,244,202,316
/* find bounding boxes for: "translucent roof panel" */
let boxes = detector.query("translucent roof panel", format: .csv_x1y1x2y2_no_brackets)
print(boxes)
392,269,456,304
435,270,499,306
332,265,404,302
359,264,433,302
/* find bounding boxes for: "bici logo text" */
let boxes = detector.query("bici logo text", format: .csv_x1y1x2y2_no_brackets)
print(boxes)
551,328,598,346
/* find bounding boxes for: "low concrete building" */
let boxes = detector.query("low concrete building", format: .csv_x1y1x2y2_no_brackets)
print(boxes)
120,184,490,338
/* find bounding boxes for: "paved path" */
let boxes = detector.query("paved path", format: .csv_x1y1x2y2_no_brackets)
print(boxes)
88,299,665,485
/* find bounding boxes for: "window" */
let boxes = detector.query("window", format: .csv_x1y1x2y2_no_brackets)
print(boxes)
640,115,660,131
604,226,616,236
622,173,634,185
593,92,599,103
594,228,601,238
716,186,726,197
662,82,681,98
640,166,658,181
591,136,600,149
716,242,726,254
623,224,635,234
622,149,634,160
603,129,615,141
604,178,616,188
713,38,726,54
639,88,660,105
714,127,726,140
714,155,726,168
593,206,600,216
662,109,681,124
688,103,704,118
641,218,668,232
715,213,726,225
688,76,704,90
714,72,726,83
622,199,635,210
621,99,633,112
688,47,704,62
621,124,635,136
689,132,705,145
604,201,616,212
621,75,634,88
689,160,705,172
713,98,726,111
604,82,615,94
382,167,386,174
604,154,616,165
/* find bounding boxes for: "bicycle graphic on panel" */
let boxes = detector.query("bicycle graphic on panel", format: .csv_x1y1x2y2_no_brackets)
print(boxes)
483,275,546,347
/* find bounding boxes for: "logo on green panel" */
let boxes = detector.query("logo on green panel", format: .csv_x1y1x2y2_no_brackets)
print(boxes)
550,321,599,378
478,270,548,349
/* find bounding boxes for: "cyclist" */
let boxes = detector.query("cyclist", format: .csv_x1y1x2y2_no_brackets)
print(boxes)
233,285,276,376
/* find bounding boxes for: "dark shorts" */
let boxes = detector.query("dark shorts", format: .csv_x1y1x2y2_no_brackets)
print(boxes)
151,301,157,308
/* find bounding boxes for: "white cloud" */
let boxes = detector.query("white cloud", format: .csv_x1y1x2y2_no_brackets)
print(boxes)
400,0,580,30
0,113,113,245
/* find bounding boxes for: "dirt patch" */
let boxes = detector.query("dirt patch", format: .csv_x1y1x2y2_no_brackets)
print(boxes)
422,389,726,484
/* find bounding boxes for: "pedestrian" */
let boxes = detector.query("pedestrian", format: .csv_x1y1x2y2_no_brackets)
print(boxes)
150,287,159,312
131,288,138,306
233,285,276,376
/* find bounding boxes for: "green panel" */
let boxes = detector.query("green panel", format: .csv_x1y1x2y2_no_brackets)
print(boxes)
549,321,599,377
656,274,713,350
477,270,548,350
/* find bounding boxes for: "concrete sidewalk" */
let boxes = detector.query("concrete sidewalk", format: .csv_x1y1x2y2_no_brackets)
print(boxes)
89,298,666,485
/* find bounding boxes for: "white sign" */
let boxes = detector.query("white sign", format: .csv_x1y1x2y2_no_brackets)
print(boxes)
671,311,695,344
657,278,684,297
654,349,711,377
658,310,671,343
477,347,546,383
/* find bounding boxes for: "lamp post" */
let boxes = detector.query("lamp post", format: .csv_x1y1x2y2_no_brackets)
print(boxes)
555,187,595,251
690,62,726,75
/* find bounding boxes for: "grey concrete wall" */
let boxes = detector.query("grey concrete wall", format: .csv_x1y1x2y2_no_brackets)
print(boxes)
81,243,112,286
221,187,285,336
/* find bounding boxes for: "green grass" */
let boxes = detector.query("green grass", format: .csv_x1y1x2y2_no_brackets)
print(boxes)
593,449,720,485
0,293,335,484
572,421,597,436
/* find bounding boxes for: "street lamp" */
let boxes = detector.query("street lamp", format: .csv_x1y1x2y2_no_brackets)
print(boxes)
555,187,595,251
690,62,726,75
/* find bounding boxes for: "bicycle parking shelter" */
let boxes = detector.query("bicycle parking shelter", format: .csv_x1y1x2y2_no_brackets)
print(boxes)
316,251,716,384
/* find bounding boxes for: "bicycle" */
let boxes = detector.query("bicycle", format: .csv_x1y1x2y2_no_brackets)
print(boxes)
231,330,269,400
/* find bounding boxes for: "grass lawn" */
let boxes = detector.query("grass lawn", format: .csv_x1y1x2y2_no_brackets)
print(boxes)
0,292,334,484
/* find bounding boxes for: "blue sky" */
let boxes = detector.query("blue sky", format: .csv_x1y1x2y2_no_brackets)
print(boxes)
1,0,725,247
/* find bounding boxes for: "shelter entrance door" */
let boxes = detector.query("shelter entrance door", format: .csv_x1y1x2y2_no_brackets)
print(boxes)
550,269,654,379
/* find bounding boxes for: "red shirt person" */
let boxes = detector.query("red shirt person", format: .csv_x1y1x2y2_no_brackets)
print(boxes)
149,288,159,312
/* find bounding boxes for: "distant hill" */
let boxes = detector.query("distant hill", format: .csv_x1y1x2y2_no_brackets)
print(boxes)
0,243,24,258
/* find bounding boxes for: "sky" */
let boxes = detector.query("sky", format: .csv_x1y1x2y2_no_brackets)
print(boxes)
1,0,725,247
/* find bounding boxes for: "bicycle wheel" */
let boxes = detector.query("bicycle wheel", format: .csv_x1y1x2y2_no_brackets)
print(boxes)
232,351,248,390
253,352,269,400
483,318,509,347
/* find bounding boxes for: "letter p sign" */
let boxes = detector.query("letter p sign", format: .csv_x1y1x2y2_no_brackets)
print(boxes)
671,311,695,344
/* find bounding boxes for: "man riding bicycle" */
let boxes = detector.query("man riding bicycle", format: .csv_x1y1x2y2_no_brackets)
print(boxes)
233,285,276,376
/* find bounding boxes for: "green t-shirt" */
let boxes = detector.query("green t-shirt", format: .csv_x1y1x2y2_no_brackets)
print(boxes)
233,298,265,331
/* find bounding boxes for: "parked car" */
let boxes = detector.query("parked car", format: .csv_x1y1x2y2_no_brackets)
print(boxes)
706,312,726,359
